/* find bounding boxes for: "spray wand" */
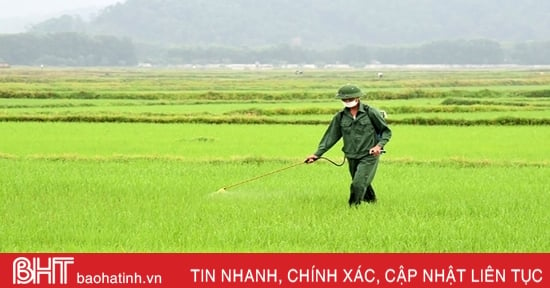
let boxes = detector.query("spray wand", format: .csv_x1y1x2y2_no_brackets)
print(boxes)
214,150,385,193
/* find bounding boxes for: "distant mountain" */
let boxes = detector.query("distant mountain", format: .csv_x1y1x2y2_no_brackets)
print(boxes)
28,0,550,48
0,5,108,34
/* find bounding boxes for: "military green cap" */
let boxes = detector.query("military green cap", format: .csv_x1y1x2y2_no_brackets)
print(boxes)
336,84,364,99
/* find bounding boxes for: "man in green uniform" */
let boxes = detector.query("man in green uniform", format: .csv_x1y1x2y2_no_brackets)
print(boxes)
305,84,392,207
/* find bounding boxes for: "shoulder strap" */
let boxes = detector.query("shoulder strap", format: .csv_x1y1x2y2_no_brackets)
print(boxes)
338,109,345,122
365,106,380,133
365,106,384,142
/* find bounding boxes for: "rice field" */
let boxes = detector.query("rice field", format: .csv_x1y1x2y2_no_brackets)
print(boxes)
1,67,549,252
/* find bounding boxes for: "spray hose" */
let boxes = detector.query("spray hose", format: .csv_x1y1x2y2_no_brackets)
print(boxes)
318,156,346,166
314,149,386,167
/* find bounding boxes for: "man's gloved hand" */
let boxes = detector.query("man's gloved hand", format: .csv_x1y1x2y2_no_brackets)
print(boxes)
304,154,319,164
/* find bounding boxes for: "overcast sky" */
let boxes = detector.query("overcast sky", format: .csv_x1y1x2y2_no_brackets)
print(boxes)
0,0,123,32
0,0,122,18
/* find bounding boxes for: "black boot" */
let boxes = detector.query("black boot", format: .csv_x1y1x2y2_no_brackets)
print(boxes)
363,185,377,203
348,192,356,207
348,184,361,207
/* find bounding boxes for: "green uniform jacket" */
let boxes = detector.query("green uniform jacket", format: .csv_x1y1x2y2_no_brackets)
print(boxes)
314,103,392,159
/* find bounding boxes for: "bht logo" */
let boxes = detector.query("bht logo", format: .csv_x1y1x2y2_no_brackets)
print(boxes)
13,257,74,285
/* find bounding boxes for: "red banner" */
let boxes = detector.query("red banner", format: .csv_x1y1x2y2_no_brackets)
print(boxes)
1,253,547,287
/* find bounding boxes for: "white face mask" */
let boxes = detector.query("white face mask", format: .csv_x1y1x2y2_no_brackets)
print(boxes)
342,99,358,108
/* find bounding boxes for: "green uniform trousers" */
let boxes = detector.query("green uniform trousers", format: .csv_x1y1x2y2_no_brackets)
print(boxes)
347,155,379,205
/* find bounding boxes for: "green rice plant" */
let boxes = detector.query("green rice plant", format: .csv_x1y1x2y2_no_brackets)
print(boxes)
1,122,549,165
390,117,550,126
1,67,549,253
441,98,530,106
1,158,548,252
2,68,550,101
514,89,550,98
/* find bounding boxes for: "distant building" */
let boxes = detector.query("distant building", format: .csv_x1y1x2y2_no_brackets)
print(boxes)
324,64,351,69
137,62,153,68
225,64,257,70
0,63,10,68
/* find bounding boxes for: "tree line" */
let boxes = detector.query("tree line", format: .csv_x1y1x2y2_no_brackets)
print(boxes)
0,33,136,66
1,33,550,66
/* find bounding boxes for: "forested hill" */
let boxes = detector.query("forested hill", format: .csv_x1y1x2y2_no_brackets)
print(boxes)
32,0,550,47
